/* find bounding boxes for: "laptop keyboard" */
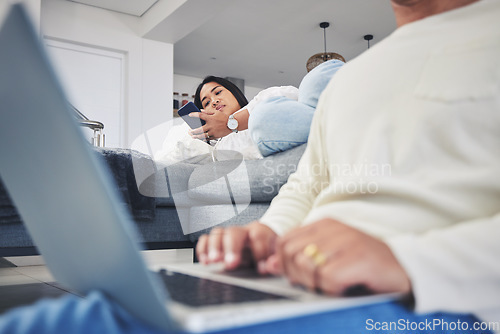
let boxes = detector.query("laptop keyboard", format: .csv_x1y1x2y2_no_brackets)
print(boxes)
157,269,289,307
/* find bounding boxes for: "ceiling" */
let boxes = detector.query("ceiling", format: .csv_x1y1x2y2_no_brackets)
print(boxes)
68,0,398,90
169,0,398,89
68,0,158,17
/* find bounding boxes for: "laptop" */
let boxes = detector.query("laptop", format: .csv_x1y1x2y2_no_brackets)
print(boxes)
0,4,398,332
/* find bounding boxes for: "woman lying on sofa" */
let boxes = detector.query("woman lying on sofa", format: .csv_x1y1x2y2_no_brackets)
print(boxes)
155,59,343,162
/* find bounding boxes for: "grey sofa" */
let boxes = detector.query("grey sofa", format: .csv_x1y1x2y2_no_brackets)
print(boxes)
0,144,305,257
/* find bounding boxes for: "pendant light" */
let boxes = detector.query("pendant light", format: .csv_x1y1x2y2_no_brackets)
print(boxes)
364,34,373,49
306,22,345,72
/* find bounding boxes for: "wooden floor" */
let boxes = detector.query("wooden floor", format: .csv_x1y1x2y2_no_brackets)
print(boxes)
0,249,193,316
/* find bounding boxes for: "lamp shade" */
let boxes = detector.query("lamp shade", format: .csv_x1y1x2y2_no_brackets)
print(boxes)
306,52,345,72
306,21,344,72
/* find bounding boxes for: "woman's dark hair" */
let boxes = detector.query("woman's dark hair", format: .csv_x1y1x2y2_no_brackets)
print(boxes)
194,76,248,110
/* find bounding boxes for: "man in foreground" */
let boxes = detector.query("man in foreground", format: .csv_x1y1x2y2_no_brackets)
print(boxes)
197,0,500,330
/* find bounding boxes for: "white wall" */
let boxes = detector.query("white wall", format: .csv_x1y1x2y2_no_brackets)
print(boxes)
40,0,173,149
0,0,40,29
1,0,264,149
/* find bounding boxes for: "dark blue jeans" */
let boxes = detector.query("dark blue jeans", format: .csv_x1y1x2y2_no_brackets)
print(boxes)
0,291,492,334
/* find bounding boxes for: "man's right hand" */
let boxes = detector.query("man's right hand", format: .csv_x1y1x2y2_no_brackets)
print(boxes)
196,222,277,273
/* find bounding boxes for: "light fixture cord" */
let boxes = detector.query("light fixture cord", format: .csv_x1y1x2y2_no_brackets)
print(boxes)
323,27,327,55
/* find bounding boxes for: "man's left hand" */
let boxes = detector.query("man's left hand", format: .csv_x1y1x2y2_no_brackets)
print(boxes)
267,218,412,296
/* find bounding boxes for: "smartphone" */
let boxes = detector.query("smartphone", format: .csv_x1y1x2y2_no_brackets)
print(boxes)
177,102,206,129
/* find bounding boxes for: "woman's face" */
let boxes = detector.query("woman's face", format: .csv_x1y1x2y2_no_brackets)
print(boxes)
199,81,241,114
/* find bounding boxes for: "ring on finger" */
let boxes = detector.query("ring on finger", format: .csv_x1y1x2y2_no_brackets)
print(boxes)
303,244,327,267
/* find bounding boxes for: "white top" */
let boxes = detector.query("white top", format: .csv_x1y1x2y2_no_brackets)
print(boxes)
155,86,298,162
260,0,500,326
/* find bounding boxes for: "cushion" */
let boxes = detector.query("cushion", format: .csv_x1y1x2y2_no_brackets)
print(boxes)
138,160,200,208
187,203,270,241
188,144,306,204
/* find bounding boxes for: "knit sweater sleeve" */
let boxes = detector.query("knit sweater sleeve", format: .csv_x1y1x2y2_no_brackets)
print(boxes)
386,212,500,321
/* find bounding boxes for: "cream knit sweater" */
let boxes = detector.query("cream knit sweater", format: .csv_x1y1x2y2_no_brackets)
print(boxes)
260,0,500,325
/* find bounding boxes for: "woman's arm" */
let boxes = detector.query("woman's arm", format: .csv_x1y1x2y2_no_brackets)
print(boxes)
189,108,249,141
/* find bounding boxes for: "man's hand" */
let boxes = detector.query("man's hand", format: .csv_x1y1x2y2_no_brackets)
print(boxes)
268,218,412,295
196,222,278,272
189,109,232,141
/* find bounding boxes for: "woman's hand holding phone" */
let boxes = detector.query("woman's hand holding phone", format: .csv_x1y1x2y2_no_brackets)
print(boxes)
177,102,206,129
188,107,233,141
